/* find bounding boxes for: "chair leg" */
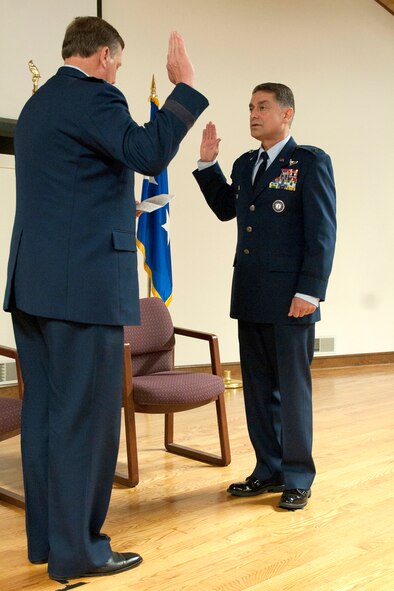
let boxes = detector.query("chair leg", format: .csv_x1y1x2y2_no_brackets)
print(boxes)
114,343,139,487
215,393,231,465
0,487,25,509
164,393,231,466
165,412,174,447
114,404,139,487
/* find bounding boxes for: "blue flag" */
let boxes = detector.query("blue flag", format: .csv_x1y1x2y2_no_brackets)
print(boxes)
136,96,172,306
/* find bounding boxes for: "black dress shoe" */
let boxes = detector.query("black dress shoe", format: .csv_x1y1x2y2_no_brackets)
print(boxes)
279,489,311,510
227,476,284,497
49,551,143,581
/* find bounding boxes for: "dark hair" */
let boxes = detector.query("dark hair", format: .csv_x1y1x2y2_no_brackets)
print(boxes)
252,83,295,112
61,16,125,59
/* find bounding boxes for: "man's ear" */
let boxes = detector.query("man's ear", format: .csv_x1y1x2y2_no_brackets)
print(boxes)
284,107,294,125
98,46,110,68
284,107,294,121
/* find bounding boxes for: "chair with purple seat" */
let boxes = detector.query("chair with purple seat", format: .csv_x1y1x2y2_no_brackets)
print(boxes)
0,345,25,508
115,297,231,487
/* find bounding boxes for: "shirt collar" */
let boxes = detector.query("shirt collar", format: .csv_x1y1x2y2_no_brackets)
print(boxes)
62,64,89,77
257,135,291,165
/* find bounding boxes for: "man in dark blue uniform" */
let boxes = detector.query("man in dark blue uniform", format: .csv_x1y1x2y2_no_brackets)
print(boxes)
3,17,208,580
193,83,336,510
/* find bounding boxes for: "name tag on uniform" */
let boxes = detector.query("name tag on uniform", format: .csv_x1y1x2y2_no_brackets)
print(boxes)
269,168,298,191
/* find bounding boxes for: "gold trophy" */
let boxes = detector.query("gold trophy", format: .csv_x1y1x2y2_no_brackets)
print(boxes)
28,60,41,94
223,369,243,390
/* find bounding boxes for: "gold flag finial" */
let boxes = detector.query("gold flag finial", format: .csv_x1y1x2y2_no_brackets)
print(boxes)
28,60,41,94
150,75,157,100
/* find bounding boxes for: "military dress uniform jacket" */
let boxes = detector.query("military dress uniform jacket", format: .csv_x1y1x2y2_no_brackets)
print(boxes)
4,67,208,326
193,137,336,325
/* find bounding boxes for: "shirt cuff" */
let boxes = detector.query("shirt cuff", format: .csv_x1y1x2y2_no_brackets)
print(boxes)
295,293,320,307
197,159,216,171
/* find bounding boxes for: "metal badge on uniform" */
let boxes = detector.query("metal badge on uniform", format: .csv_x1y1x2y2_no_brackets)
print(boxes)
269,168,298,191
272,199,285,213
289,159,298,166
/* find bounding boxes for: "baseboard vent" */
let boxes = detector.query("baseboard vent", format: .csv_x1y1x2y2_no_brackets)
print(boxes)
314,337,335,353
0,361,17,385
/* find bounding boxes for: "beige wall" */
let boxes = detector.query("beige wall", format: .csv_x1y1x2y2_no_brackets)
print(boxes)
1,0,394,365
0,0,97,119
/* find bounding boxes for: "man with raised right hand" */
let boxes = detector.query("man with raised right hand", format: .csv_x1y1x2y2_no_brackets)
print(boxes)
193,82,336,512
4,16,208,582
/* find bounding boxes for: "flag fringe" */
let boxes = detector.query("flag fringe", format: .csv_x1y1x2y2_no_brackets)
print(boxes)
136,237,172,307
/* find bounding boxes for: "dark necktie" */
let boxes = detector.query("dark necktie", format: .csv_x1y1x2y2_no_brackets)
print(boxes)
253,151,269,187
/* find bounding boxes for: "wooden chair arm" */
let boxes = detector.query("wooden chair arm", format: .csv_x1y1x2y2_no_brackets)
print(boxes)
0,345,18,361
173,327,222,377
174,327,216,341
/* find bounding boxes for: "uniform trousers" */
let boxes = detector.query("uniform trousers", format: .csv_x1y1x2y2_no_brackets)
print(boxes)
238,320,316,490
11,309,124,578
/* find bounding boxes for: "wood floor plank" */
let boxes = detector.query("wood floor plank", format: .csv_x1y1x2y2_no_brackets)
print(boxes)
0,364,393,590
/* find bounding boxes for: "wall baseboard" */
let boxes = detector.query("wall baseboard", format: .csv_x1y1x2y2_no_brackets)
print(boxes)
177,352,394,377
311,351,394,369
0,384,19,398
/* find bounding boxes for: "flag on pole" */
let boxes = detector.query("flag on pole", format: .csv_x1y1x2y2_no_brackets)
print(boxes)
136,77,173,306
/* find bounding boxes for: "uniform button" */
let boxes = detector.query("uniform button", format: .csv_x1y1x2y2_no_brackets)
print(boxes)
249,205,255,212
246,226,252,232
243,248,250,255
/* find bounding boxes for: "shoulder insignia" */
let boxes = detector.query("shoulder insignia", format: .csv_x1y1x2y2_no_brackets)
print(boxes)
296,144,326,156
236,149,258,162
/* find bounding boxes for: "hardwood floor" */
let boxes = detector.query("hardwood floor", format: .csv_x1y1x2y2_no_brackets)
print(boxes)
0,364,393,590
